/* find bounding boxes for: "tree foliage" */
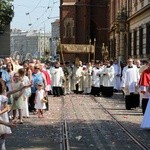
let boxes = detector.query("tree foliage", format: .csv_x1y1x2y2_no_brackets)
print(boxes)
0,0,14,31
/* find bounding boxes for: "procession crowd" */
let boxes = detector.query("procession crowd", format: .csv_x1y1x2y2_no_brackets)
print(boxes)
0,56,150,149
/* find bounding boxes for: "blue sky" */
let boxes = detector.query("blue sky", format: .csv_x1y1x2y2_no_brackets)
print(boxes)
11,0,60,32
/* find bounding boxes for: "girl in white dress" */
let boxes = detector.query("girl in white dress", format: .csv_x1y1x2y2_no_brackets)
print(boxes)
34,82,46,118
0,77,31,150
0,79,12,150
11,73,24,124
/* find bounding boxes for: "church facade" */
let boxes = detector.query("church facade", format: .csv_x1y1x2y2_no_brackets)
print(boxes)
60,0,109,62
108,0,150,62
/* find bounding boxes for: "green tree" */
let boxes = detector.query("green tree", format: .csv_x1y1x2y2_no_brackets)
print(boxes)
0,0,14,31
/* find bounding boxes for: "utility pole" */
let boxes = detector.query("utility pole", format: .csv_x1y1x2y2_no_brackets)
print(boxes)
44,24,46,61
39,30,41,60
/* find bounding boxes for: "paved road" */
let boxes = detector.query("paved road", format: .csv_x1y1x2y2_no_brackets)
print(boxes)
6,93,150,150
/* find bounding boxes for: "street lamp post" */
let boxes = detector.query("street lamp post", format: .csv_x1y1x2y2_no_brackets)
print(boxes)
38,31,41,60
116,6,127,61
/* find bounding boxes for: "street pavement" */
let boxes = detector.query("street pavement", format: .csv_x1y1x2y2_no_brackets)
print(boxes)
6,93,150,150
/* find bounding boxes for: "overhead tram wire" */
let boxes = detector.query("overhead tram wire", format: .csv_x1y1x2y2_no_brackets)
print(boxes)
33,16,59,31
25,0,43,27
25,0,42,15
29,1,58,31
13,2,49,27
29,5,52,30
14,4,47,9
27,0,54,31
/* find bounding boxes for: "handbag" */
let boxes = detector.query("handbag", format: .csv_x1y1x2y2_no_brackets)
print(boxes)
41,96,48,103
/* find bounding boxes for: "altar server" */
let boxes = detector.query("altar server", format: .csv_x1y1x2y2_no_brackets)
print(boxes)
91,61,101,96
101,60,115,97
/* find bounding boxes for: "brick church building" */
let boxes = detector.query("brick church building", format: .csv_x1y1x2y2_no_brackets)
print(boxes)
60,0,109,62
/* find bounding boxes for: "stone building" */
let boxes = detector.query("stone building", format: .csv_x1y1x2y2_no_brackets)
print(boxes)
60,0,109,62
108,0,150,62
11,29,50,60
108,0,127,62
50,19,60,57
127,0,150,60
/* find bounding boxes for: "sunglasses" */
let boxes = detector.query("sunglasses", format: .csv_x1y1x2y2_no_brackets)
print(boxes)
34,68,39,69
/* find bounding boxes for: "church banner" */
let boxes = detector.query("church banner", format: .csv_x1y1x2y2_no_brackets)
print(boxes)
61,44,94,53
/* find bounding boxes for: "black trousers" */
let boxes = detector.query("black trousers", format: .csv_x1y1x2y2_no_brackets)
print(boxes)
102,86,113,97
74,84,83,94
53,87,62,96
29,93,36,112
91,86,100,96
142,98,149,115
125,93,139,110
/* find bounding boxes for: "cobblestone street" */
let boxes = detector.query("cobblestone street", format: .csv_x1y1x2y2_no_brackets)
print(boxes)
7,93,150,150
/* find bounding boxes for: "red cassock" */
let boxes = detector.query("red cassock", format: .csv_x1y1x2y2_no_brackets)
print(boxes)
139,69,150,86
42,70,51,85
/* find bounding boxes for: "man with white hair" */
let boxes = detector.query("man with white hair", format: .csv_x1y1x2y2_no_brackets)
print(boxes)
121,58,140,110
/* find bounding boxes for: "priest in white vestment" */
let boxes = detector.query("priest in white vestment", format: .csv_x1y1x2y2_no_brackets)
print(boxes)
71,61,83,94
51,62,64,97
121,58,140,109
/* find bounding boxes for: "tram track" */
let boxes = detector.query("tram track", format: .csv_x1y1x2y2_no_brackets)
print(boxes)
60,96,70,150
68,95,107,149
91,95,149,150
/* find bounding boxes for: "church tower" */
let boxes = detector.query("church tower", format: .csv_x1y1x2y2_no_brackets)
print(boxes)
60,0,109,61
60,0,90,44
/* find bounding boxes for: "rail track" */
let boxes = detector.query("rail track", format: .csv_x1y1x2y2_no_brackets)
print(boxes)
58,94,149,150
60,96,70,150
91,95,149,150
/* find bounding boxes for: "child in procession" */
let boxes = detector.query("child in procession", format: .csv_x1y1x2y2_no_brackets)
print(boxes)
11,73,24,124
0,79,13,150
34,82,46,118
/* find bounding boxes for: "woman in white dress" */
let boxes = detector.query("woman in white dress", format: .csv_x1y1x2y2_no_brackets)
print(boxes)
34,82,46,118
